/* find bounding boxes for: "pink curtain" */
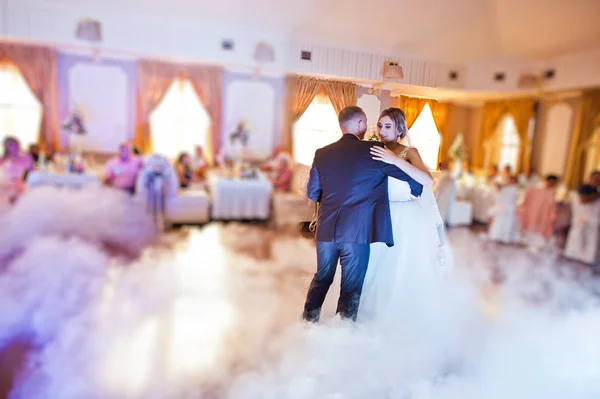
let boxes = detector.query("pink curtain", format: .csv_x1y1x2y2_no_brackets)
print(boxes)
133,60,178,154
186,65,222,165
0,43,59,152
134,60,223,163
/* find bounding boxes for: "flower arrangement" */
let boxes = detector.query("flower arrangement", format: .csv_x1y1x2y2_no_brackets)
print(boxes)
448,134,467,162
62,109,87,135
230,120,250,146
365,125,380,141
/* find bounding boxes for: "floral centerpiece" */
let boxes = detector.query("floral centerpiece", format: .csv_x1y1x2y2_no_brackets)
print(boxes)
448,134,466,162
230,120,250,147
62,109,87,135
448,134,467,174
365,125,380,141
62,108,87,173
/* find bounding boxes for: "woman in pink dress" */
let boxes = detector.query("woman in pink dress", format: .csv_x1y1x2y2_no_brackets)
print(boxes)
0,137,34,206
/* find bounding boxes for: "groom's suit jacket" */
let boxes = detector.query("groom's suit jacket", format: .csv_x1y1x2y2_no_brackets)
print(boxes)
307,134,423,247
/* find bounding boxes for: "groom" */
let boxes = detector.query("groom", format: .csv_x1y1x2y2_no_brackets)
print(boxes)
302,106,423,322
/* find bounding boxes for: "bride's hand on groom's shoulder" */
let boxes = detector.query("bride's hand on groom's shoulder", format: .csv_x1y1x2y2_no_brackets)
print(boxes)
370,146,397,165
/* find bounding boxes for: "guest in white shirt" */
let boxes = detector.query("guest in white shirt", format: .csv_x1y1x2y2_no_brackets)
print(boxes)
488,175,520,244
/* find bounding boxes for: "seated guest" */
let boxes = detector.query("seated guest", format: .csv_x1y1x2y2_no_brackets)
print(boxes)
0,137,34,204
589,170,600,197
269,152,293,192
564,184,600,267
519,174,559,251
192,145,209,179
175,152,193,189
103,144,142,194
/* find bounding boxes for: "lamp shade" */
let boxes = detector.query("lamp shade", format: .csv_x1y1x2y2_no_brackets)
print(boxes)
382,61,403,80
253,41,275,63
76,19,102,42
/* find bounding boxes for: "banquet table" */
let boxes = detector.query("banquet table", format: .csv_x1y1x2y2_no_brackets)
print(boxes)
207,170,273,220
26,171,101,189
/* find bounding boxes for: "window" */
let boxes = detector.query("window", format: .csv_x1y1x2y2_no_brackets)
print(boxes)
293,94,342,166
407,103,440,170
0,63,42,149
150,79,210,160
496,115,521,172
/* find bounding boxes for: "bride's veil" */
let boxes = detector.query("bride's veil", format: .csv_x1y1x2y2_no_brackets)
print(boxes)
403,133,454,273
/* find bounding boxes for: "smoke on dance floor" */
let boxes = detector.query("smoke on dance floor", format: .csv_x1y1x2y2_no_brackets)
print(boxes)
0,187,599,399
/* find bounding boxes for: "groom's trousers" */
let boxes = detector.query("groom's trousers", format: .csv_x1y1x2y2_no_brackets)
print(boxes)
303,241,370,322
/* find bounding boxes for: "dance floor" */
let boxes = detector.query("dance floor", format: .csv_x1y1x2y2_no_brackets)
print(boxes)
0,187,599,398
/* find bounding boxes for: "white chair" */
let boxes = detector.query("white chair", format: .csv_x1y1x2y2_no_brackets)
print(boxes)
271,163,315,228
434,173,473,227
488,184,520,243
564,191,600,265
136,155,210,226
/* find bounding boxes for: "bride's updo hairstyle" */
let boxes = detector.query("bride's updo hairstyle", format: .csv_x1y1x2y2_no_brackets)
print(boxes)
379,107,408,141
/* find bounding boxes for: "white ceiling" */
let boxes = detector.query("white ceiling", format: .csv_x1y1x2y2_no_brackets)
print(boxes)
35,0,600,63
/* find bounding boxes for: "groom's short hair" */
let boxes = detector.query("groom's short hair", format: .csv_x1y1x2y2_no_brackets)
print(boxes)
338,106,366,132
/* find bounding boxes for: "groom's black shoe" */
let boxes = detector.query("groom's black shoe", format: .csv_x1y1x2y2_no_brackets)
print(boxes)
302,309,320,323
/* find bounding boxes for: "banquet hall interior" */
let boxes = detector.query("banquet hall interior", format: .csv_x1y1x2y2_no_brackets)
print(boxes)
1,0,600,397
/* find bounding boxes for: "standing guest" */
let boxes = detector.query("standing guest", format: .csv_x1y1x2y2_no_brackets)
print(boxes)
103,144,143,194
519,174,559,251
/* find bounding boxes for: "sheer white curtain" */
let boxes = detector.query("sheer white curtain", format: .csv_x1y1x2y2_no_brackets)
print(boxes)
408,103,441,169
293,93,342,166
0,64,42,150
150,78,211,160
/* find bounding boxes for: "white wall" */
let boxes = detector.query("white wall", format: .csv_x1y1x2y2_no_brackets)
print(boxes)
222,71,284,159
539,103,573,176
67,63,129,153
58,53,136,153
357,92,382,128
3,0,600,95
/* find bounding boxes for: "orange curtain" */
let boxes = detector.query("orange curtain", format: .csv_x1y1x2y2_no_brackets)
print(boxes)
280,76,323,153
0,43,59,152
186,65,223,166
564,89,600,188
473,98,536,172
133,60,178,154
325,80,357,115
396,95,428,128
430,101,451,164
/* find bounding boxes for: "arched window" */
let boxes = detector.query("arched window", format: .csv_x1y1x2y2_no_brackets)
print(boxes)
150,78,210,160
0,63,42,149
496,115,521,172
407,103,440,170
293,93,342,166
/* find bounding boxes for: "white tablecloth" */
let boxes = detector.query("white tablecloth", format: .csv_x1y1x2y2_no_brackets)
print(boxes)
26,171,101,189
207,171,273,220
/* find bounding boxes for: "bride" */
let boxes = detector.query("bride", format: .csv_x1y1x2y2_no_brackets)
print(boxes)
358,107,454,326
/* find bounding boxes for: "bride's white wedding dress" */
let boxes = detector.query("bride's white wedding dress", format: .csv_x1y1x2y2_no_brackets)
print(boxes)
359,175,454,327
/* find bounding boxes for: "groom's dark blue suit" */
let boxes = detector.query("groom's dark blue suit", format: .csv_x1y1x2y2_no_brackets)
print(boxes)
303,134,423,321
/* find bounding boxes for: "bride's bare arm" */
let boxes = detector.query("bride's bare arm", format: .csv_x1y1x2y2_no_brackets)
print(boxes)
370,146,434,186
